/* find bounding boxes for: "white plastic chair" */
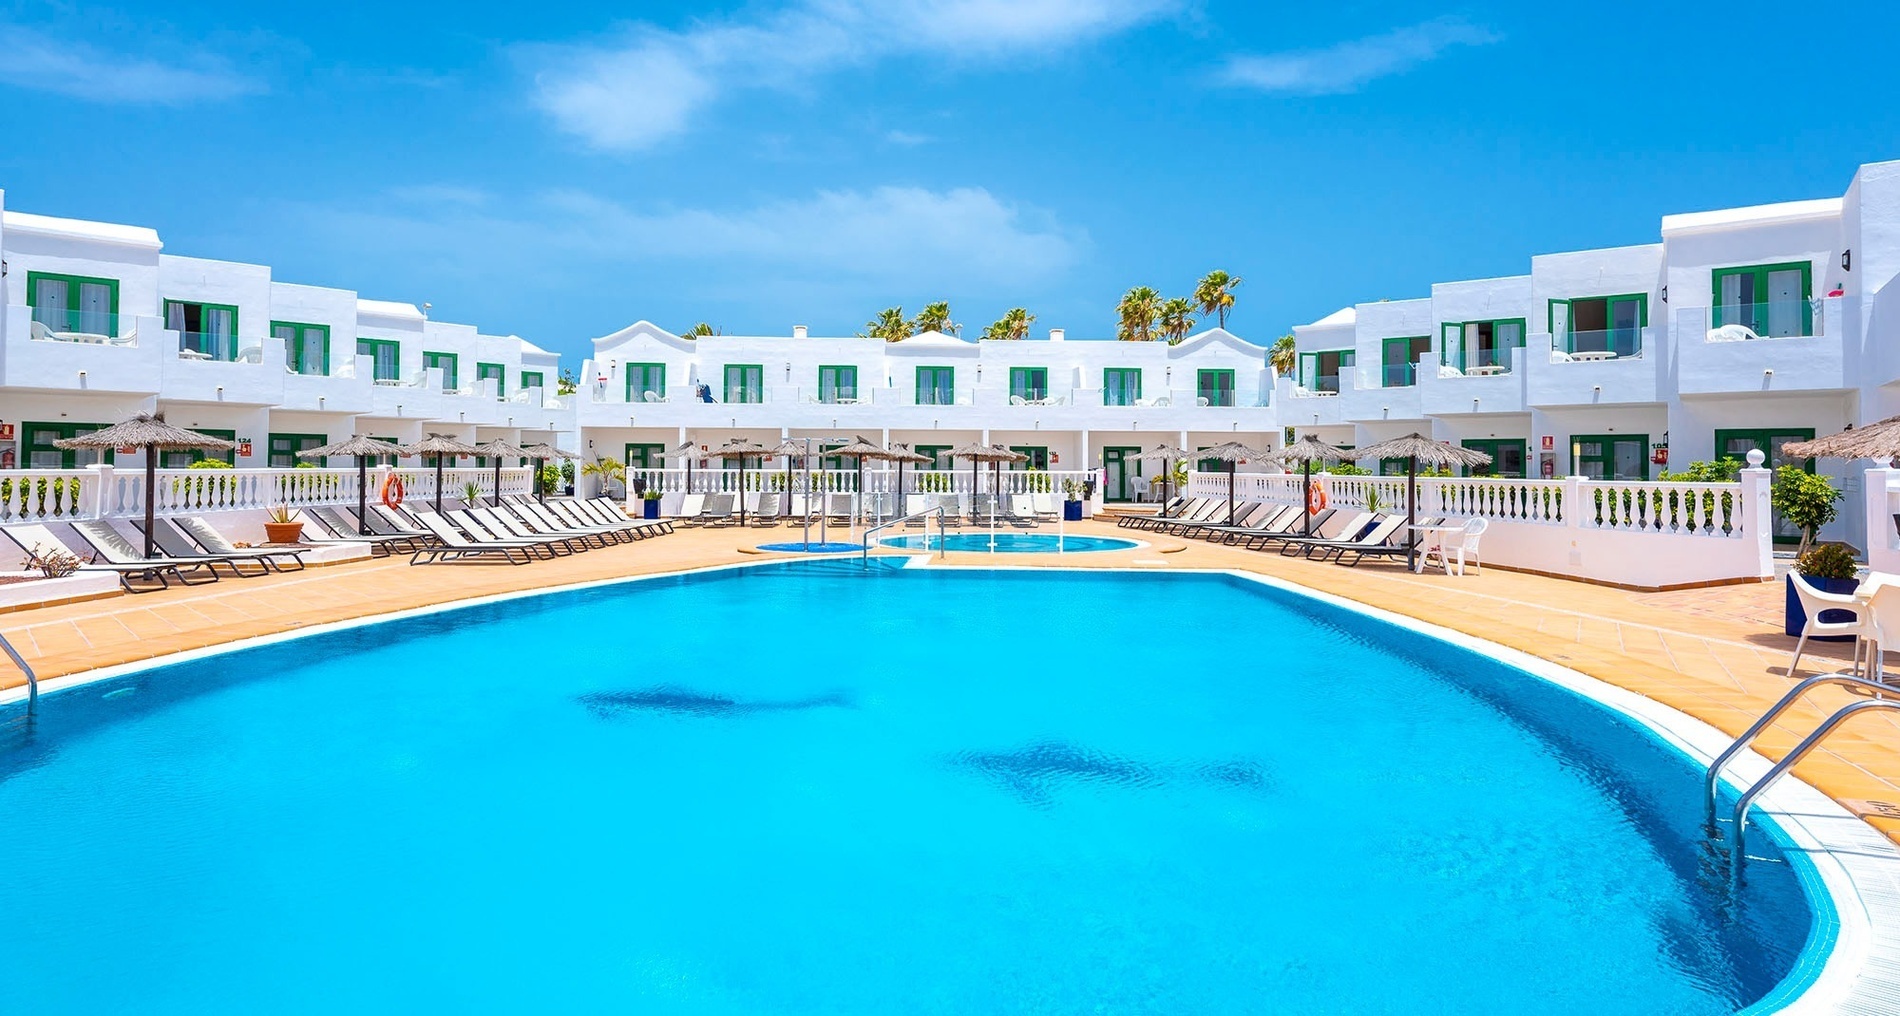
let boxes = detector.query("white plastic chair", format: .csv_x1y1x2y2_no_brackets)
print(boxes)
1864,581,1900,683
1789,572,1874,678
1426,517,1487,576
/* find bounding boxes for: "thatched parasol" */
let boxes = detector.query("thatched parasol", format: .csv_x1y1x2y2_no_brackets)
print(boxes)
1353,433,1492,570
666,440,702,496
299,435,404,534
56,414,237,559
1270,435,1354,538
475,439,530,508
1783,417,1900,463
400,433,479,512
951,442,1018,501
702,438,777,523
1194,440,1267,527
1136,443,1189,518
520,442,577,503
770,440,810,512
885,443,931,513
826,436,894,522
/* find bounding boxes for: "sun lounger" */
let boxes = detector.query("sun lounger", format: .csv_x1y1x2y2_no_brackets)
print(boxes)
697,493,738,528
576,497,673,535
750,492,782,527
126,518,275,577
471,506,594,553
302,506,417,556
1119,496,1190,527
507,501,628,544
365,505,437,542
1253,511,1374,555
165,518,307,572
1031,493,1060,519
1299,515,1407,562
3,522,214,593
408,511,545,565
1007,495,1041,528
1155,501,1266,537
1233,507,1338,550
673,493,707,524
1126,498,1216,531
1192,504,1297,543
1324,515,1447,567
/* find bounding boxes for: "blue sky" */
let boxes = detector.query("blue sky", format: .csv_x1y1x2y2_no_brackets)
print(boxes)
2,0,1897,363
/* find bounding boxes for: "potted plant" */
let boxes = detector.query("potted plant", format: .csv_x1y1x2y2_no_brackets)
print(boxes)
263,503,304,545
1785,541,1860,638
462,481,485,507
642,488,663,519
1771,465,1844,556
1061,479,1084,521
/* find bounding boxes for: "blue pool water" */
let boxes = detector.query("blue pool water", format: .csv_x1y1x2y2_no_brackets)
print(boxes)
879,532,1139,552
756,541,866,553
0,564,1818,1014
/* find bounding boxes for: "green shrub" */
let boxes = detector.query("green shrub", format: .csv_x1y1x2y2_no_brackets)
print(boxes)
1795,542,1858,581
1660,458,1742,483
1771,466,1842,555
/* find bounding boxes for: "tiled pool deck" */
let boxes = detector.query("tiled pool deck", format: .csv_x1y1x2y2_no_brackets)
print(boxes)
5,519,1897,846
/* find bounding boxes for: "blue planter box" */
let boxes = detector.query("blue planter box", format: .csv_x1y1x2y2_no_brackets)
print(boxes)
643,499,661,520
1784,574,1859,639
1063,501,1083,521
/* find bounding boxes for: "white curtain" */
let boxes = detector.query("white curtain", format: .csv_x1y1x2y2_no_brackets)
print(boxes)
33,277,68,330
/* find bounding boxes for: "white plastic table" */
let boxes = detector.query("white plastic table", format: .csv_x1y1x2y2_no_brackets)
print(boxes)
1569,350,1618,362
1405,523,1466,575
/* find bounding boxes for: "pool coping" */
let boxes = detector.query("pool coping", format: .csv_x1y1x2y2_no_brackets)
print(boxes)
6,555,1899,1013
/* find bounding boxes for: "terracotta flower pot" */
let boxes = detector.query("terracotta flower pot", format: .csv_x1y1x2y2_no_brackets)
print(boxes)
263,522,304,545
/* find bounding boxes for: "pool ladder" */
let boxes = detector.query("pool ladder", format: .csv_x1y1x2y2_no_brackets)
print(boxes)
1706,672,1900,857
862,507,949,566
0,629,39,724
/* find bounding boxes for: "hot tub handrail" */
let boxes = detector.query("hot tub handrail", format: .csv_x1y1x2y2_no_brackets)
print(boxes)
1730,698,1900,857
0,630,38,717
863,507,947,565
1705,672,1892,817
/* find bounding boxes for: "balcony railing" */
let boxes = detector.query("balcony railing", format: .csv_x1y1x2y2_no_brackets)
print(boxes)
589,383,1269,409
28,306,126,343
1558,328,1643,358
177,331,237,361
1690,298,1825,340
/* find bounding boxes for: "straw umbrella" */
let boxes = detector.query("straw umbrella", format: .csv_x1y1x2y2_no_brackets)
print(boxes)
825,435,896,523
1192,440,1268,527
885,443,931,513
55,413,238,559
1352,433,1492,570
1784,417,1900,463
475,438,530,507
1136,443,1189,517
401,433,480,512
950,442,1016,500
985,445,1029,515
666,439,701,495
519,442,577,504
1271,435,1354,538
297,436,404,534
770,440,809,513
701,438,777,523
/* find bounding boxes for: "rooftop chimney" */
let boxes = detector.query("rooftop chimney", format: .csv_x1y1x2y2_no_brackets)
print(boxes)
1049,328,1065,342
792,325,808,339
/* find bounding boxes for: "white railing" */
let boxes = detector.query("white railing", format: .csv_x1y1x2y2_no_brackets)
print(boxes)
622,467,1095,497
0,464,533,523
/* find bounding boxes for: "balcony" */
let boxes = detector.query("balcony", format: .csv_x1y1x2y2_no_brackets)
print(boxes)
159,332,287,405
1675,298,1846,396
1338,366,1422,423
1528,329,1659,407
3,304,165,393
1418,350,1526,417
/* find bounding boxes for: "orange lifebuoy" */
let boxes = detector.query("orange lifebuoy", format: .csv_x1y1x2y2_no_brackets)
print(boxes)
381,473,406,508
1306,485,1328,514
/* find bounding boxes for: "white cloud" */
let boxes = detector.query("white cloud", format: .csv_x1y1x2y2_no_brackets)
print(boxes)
523,0,1178,151
884,129,935,146
0,21,262,104
1219,16,1499,95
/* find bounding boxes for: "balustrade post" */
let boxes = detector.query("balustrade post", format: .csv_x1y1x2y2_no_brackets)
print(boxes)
1563,475,1585,530
82,463,115,518
1864,466,1900,573
1740,455,1774,579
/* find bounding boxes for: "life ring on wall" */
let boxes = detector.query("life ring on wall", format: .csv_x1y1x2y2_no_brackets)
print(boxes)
381,473,406,508
1306,485,1328,514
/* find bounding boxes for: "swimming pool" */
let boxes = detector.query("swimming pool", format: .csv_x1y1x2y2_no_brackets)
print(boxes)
879,532,1139,553
0,564,1828,1013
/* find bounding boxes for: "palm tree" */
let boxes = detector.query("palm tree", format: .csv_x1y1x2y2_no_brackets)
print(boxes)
682,322,717,338
861,307,914,342
1269,334,1296,378
1158,297,1197,345
981,307,1036,341
1116,286,1162,342
580,455,627,497
1193,271,1242,329
913,301,959,336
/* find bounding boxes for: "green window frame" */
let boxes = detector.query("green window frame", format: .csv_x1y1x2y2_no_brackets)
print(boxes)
161,428,238,468
624,443,667,470
163,299,240,361
1441,320,1526,373
1196,369,1236,406
625,363,667,403
476,361,505,398
423,351,459,390
1713,261,1813,337
916,366,955,406
1103,367,1142,406
915,445,954,470
1009,445,1050,470
268,432,328,469
1297,350,1354,392
368,436,400,467
1715,428,1816,543
1380,336,1432,387
22,421,113,469
521,370,545,391
1009,367,1049,402
1460,439,1527,478
724,364,764,404
1547,295,1647,356
1570,434,1649,481
272,321,331,376
26,271,120,337
818,365,859,403
357,338,401,381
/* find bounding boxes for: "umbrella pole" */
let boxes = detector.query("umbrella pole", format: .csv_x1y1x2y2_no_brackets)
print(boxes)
1163,459,1171,519
1228,461,1236,526
434,455,444,513
1406,455,1419,571
358,456,371,535
1303,460,1313,538
533,457,545,505
492,460,502,507
857,459,865,528
144,444,157,559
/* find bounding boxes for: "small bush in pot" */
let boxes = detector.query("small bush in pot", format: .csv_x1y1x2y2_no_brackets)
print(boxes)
263,503,304,545
1785,541,1860,638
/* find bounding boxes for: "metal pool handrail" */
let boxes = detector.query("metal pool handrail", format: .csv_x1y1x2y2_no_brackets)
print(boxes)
1705,672,1892,817
1730,698,1900,857
863,507,947,565
0,630,38,717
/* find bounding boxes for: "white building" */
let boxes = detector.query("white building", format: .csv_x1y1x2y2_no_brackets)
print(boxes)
0,189,573,475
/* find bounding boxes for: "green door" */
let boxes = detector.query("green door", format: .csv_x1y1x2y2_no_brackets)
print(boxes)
1716,428,1816,542
1571,434,1649,480
1102,446,1143,502
1461,439,1527,478
724,364,764,403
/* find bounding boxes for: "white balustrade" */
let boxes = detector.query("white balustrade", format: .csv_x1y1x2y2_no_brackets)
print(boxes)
0,468,90,522
0,464,533,525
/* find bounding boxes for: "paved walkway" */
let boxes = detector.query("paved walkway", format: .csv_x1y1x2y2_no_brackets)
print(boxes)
5,518,1897,842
